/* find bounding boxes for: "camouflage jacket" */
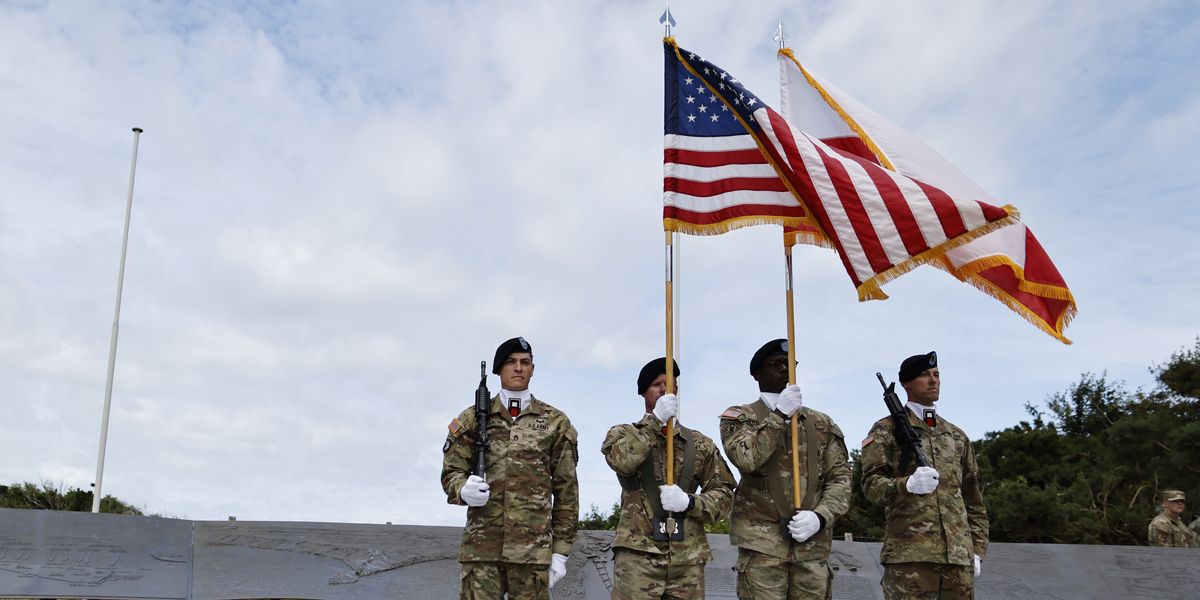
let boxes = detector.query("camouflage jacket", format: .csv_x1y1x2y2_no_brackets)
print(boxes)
861,409,988,566
1191,517,1200,548
441,395,579,564
601,414,737,564
719,400,852,561
1148,512,1194,548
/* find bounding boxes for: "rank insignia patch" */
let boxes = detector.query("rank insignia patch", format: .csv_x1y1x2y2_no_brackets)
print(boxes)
861,434,874,448
721,409,742,419
449,418,463,434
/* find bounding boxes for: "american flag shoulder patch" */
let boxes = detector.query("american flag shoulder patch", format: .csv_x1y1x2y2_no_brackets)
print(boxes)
721,409,742,419
449,419,463,434
861,433,874,448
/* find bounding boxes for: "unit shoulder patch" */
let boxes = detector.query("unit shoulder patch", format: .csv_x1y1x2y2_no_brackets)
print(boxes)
721,409,743,419
861,433,875,448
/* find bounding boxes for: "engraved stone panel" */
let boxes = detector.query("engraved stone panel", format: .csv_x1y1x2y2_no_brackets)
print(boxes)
5,508,1200,600
829,543,886,600
191,520,462,600
0,508,191,600
1088,545,1200,600
571,532,882,600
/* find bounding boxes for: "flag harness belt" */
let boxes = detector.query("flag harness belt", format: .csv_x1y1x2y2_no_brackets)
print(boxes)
737,399,820,538
616,426,698,540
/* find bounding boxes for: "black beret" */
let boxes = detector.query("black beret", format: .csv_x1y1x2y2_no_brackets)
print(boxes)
749,339,789,375
492,337,532,374
899,351,937,383
637,357,681,395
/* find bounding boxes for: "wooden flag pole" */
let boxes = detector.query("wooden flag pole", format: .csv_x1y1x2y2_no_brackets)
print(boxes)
665,231,676,486
785,239,801,511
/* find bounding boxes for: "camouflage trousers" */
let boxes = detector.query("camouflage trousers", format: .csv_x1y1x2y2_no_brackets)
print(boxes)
733,548,832,600
881,562,973,600
611,548,705,600
460,561,549,600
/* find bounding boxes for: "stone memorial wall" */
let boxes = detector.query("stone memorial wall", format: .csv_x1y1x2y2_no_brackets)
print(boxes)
2,508,1198,599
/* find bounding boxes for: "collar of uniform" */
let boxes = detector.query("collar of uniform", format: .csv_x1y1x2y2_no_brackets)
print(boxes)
759,392,780,410
905,405,942,432
639,413,684,436
526,396,544,415
489,395,543,423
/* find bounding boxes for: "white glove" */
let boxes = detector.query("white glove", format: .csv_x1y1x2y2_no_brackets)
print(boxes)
776,385,803,417
653,394,678,424
905,466,940,495
460,475,490,507
974,554,982,577
788,510,821,542
549,553,569,588
659,484,691,513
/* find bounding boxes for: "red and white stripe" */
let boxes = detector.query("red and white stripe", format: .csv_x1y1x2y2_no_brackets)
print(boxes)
663,133,808,230
754,107,1012,291
776,52,1075,341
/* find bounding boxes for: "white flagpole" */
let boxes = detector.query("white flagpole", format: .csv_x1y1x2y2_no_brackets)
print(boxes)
92,127,143,513
673,231,681,422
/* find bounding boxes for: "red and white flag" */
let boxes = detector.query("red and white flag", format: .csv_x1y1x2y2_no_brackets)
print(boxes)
778,49,1076,343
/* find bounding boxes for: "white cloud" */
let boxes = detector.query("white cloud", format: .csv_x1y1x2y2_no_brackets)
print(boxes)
1,0,1198,526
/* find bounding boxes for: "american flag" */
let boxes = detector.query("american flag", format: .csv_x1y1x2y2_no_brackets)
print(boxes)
662,40,826,246
666,38,1019,304
778,50,1075,342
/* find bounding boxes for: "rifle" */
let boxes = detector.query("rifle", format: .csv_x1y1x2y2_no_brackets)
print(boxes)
473,361,490,478
876,372,929,471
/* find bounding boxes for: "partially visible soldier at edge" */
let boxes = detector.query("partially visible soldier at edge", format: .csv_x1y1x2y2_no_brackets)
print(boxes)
719,339,852,599
861,351,989,600
441,337,580,600
1190,511,1200,548
1148,490,1194,547
601,357,737,599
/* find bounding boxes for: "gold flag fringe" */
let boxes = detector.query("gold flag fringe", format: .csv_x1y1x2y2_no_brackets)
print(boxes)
666,216,799,236
853,206,1021,302
666,38,1075,344
930,255,1076,344
779,49,896,172
784,230,837,250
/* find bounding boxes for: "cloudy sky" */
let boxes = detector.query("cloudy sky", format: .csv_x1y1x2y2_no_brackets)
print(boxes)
2,0,1197,525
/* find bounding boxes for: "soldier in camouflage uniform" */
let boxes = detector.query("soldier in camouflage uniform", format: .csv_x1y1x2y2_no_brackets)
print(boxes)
861,352,988,600
1148,490,1194,547
1190,513,1200,548
719,339,852,600
601,358,737,600
441,337,580,600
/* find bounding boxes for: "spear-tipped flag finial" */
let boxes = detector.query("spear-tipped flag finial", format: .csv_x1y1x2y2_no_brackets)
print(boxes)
773,20,791,49
660,3,676,36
